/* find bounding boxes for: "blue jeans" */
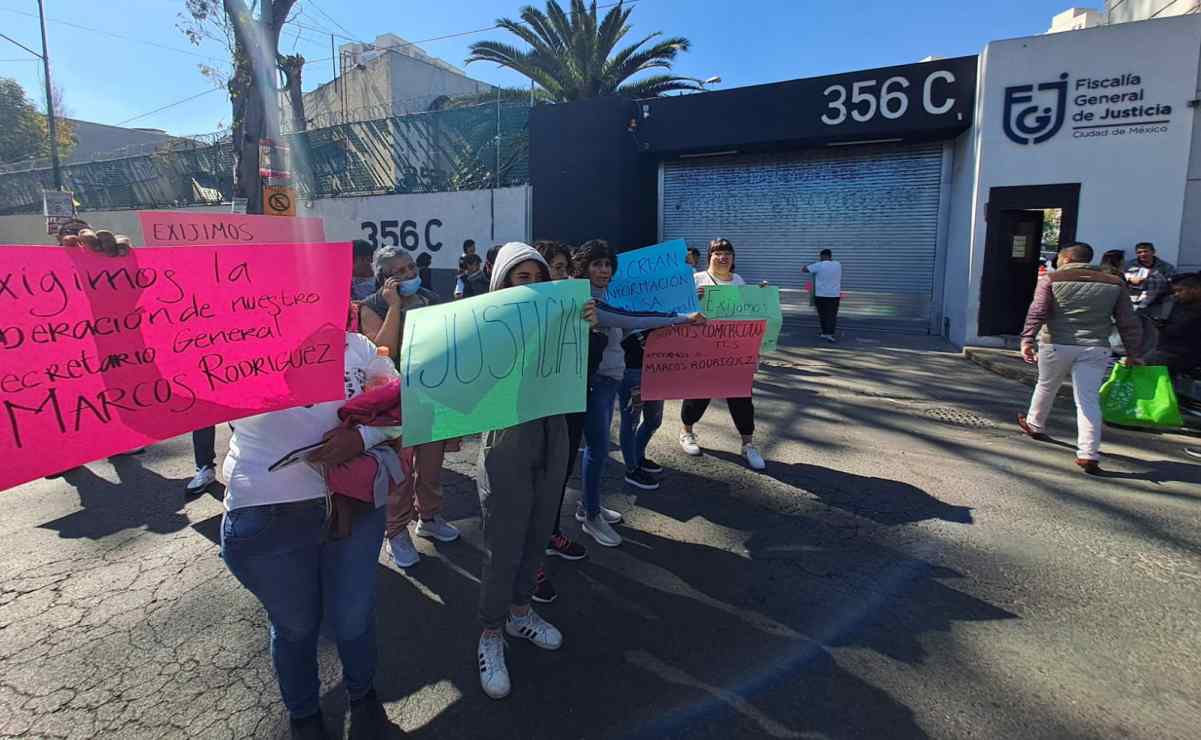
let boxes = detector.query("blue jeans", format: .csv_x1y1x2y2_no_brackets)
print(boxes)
618,368,664,472
220,498,385,719
581,374,621,517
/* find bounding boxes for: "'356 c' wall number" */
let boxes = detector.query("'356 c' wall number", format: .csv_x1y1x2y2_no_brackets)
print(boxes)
820,70,957,126
359,219,443,251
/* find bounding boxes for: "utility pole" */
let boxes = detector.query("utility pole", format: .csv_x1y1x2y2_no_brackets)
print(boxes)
36,0,62,190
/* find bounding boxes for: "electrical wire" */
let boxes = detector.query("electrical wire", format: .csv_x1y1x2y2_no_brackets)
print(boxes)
112,87,224,127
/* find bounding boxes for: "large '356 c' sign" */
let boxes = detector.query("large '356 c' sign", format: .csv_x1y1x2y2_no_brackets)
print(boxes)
820,69,960,126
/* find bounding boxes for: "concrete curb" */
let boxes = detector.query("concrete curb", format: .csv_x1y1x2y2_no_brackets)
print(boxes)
963,347,1075,400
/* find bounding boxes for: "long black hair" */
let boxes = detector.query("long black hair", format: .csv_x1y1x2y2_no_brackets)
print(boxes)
707,237,736,273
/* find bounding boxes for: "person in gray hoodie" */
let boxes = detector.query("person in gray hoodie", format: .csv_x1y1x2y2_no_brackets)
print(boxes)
475,242,597,700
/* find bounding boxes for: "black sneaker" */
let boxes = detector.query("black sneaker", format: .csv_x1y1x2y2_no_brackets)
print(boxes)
624,468,660,490
289,712,328,740
348,689,386,740
545,533,588,561
640,458,664,474
532,569,558,604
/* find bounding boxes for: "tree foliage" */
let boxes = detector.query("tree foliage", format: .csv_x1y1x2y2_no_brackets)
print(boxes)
0,77,75,164
466,0,700,102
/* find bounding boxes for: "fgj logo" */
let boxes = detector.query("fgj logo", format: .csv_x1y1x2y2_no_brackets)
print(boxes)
1002,73,1069,145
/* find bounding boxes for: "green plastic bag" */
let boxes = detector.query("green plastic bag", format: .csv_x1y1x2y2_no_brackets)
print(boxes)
1099,364,1184,428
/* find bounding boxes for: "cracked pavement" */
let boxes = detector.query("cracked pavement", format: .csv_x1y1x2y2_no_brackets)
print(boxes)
2,331,1199,739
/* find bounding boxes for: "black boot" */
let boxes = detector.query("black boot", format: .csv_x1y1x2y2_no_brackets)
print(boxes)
289,712,328,740
348,689,387,740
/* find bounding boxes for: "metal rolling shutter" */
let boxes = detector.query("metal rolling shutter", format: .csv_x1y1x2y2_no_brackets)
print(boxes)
661,143,944,332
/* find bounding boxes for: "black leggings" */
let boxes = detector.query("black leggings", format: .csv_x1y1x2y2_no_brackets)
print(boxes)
681,397,755,437
551,411,587,536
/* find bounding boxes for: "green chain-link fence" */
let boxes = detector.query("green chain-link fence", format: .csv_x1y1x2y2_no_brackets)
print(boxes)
0,101,530,215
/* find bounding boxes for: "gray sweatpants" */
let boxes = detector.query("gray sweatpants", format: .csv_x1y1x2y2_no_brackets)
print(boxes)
476,415,570,629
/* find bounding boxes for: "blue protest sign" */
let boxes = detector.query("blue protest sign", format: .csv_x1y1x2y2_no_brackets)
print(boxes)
603,239,700,314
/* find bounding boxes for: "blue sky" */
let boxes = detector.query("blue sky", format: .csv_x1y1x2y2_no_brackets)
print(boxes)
1,0,1075,136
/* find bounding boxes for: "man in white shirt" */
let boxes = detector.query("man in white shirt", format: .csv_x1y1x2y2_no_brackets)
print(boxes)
803,249,843,342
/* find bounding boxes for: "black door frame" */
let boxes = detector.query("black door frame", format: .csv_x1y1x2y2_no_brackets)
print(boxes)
978,183,1080,337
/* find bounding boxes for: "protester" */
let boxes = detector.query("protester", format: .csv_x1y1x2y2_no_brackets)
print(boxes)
356,247,460,567
534,240,592,578
803,248,843,342
351,239,378,300
685,247,702,270
45,221,137,479
1017,242,1143,475
618,330,665,488
680,238,767,470
462,239,477,258
220,331,392,738
535,240,573,280
475,242,597,700
576,239,703,548
454,254,488,299
416,252,434,293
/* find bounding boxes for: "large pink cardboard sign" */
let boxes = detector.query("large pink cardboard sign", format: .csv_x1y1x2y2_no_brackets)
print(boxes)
0,242,350,491
641,320,765,401
139,211,326,246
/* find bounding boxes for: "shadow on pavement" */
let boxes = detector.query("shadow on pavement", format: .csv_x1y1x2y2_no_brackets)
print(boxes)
703,450,974,526
39,455,197,539
323,454,1011,739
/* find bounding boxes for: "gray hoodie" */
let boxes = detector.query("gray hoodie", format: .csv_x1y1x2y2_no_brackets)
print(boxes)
488,241,548,292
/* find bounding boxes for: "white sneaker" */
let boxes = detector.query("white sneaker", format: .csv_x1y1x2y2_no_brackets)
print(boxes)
478,631,511,699
742,444,766,470
387,529,420,568
582,514,623,547
416,515,460,543
185,466,216,495
505,609,563,651
679,431,701,456
574,503,622,524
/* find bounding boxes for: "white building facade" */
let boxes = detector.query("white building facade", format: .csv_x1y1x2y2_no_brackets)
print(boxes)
944,14,1201,346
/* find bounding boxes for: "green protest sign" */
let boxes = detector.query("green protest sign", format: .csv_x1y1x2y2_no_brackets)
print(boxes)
400,279,591,445
702,285,782,353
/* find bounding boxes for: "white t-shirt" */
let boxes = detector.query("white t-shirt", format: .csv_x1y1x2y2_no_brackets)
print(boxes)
694,271,746,288
807,260,842,298
222,332,393,511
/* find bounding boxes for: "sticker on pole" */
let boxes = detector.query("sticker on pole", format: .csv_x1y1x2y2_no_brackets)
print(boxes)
264,186,296,217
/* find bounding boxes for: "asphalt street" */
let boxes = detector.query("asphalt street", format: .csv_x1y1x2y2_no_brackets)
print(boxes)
1,328,1199,739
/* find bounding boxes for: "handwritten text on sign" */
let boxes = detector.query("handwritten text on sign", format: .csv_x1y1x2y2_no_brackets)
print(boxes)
139,211,326,246
401,279,590,445
603,239,699,315
0,243,350,491
702,285,783,353
641,320,765,401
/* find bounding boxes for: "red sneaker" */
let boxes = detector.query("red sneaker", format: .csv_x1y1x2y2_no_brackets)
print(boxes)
545,533,587,561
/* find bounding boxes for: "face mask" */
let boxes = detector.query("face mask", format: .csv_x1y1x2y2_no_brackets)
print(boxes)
396,276,422,295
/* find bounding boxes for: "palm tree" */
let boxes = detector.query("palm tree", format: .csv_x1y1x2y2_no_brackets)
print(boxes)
466,0,702,101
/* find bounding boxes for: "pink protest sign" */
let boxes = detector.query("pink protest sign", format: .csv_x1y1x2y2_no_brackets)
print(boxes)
0,242,351,491
641,320,765,401
139,211,326,246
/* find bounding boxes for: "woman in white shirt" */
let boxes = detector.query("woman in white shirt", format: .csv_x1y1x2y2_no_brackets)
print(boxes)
220,332,393,738
678,238,766,470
